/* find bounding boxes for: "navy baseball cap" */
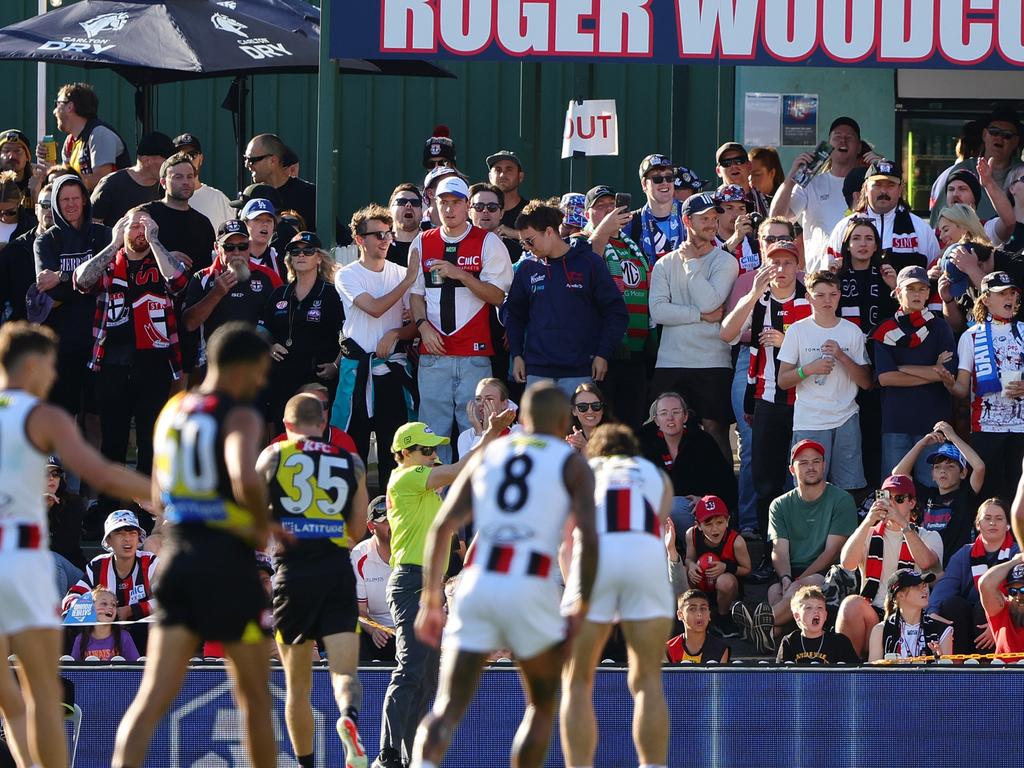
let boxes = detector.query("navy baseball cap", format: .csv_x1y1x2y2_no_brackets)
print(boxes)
887,568,936,595
1007,564,1024,586
216,218,247,243
681,193,724,217
285,231,322,253
866,158,901,182
638,153,673,179
674,166,706,191
981,271,1018,293
240,198,277,220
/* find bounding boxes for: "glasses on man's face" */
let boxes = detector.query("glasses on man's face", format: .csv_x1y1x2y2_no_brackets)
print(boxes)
575,401,604,413
54,99,69,109
471,202,501,213
763,234,794,245
244,153,271,166
1009,586,1024,597
520,236,537,249
392,198,422,208
222,241,250,253
361,230,394,241
646,174,673,185
987,126,1018,140
719,156,749,168
0,208,18,220
37,200,51,210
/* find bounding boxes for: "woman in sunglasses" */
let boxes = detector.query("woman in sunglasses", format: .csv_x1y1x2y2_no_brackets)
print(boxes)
836,473,943,659
566,383,615,453
44,455,86,596
0,170,32,249
259,231,343,433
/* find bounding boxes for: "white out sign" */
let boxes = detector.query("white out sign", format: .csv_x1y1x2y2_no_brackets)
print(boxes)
561,100,619,159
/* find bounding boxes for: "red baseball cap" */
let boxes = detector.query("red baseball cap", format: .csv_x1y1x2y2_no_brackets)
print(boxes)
790,439,825,462
881,474,916,498
694,495,729,524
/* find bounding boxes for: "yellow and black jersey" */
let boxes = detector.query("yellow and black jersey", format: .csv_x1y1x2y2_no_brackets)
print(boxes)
269,437,359,550
153,391,254,536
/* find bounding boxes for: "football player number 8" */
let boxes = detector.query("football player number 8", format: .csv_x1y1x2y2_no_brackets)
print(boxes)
280,453,350,516
497,454,532,512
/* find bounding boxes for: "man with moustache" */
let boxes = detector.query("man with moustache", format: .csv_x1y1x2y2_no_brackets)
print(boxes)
979,558,1024,657
825,160,939,273
139,152,215,273
771,117,875,273
182,219,282,372
0,129,39,209
388,184,424,267
649,192,740,459
73,207,190,515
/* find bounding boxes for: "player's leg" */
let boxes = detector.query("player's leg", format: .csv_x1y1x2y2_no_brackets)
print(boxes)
0,632,39,768
411,648,488,768
512,642,566,768
321,631,367,768
559,620,613,767
9,628,64,768
222,637,276,768
835,595,879,658
620,616,674,767
277,639,317,763
112,624,197,768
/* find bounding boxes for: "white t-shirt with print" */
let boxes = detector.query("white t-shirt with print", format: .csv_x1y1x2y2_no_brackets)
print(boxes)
957,320,1024,433
777,315,869,430
789,172,848,273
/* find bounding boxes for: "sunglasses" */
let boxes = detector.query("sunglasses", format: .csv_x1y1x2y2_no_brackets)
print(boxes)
360,230,394,241
471,202,501,213
987,126,1018,140
763,234,794,244
47,470,63,479
222,241,250,252
575,401,604,413
1009,586,1024,597
38,200,52,210
646,174,673,185
414,445,436,456
719,156,749,168
288,246,318,256
243,153,271,165
393,197,422,208
520,236,537,249
54,99,69,109
888,493,912,504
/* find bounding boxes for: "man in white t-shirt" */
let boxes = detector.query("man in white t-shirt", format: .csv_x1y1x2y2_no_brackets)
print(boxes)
777,270,872,490
771,117,875,273
334,204,420,491
351,495,396,663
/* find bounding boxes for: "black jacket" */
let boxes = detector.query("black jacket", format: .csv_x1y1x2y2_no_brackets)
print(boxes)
0,226,41,323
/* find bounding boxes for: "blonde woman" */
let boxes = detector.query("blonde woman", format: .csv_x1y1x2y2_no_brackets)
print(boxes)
259,231,344,428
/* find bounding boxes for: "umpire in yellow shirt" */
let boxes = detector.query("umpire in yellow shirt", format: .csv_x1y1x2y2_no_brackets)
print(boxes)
374,414,511,768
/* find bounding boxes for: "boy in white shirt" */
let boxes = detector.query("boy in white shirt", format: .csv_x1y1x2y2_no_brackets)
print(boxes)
777,270,872,490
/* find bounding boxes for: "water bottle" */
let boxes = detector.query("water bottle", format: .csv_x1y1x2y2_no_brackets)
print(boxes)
814,353,834,385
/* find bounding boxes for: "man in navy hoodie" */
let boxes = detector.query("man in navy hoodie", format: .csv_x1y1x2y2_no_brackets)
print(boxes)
34,173,111,416
504,200,628,398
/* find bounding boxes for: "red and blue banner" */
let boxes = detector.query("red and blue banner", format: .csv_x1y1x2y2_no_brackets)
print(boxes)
330,0,1024,70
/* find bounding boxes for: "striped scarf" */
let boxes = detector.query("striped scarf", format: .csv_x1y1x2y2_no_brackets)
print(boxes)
970,532,1016,590
870,309,936,348
861,523,914,601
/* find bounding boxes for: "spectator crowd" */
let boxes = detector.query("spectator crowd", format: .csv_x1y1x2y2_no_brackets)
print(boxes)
8,83,1024,687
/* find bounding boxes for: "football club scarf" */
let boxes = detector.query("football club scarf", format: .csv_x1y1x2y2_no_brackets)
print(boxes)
970,531,1015,589
861,522,915,602
870,309,937,348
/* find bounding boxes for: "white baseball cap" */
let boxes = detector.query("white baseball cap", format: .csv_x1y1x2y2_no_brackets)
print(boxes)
102,510,146,552
435,176,470,199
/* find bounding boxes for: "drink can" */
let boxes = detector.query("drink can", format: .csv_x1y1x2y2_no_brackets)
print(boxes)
427,260,443,286
40,134,57,164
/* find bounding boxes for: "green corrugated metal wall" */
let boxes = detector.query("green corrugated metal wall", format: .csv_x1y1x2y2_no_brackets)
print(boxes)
1,1,736,235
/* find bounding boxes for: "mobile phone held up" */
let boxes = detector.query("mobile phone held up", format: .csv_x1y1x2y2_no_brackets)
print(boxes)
614,192,631,210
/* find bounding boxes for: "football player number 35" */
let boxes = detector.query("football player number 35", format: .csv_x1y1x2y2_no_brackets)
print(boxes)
497,454,532,513
280,453,350,516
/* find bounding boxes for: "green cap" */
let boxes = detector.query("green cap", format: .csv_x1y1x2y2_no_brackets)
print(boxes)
391,422,450,452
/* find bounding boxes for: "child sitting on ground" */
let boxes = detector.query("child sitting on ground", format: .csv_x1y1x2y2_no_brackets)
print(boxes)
776,586,859,664
70,586,140,661
683,495,751,637
665,590,730,663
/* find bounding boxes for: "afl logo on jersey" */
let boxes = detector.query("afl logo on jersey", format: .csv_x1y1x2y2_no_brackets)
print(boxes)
620,260,642,288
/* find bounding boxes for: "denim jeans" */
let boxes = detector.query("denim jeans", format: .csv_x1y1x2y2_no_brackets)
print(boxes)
792,413,866,490
379,565,439,762
731,346,757,531
880,432,935,486
525,374,592,400
52,552,83,596
418,354,492,463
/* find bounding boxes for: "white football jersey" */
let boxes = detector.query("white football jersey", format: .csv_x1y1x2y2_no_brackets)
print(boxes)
0,390,48,530
470,433,573,574
590,455,666,537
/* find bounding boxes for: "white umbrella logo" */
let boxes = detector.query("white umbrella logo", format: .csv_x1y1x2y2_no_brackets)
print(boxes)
79,12,128,38
210,12,248,38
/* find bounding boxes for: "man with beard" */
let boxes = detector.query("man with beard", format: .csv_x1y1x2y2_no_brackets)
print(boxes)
825,160,939,273
388,184,424,267
467,183,504,234
771,117,875,273
979,558,1024,657
182,219,282,373
0,129,39,209
90,132,173,228
139,153,215,273
73,207,189,516
933,107,1024,223
486,150,527,262
649,193,739,459
170,133,234,231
